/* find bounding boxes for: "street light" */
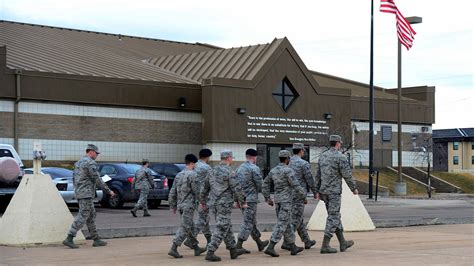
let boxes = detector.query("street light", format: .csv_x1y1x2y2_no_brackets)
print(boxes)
395,16,422,196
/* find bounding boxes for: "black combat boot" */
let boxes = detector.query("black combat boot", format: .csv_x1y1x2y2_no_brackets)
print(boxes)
92,238,107,247
130,207,137,218
304,239,316,249
336,229,354,252
280,241,291,251
229,247,246,259
62,234,79,249
205,250,221,262
168,243,183,258
264,241,279,257
236,239,251,254
320,235,338,254
290,243,304,255
183,238,194,249
194,244,207,256
255,237,269,251
205,234,212,246
143,209,151,217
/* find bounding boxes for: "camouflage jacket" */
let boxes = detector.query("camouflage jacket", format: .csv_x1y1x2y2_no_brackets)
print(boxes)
168,169,199,210
73,156,111,199
132,167,154,190
262,163,305,203
236,161,263,203
315,148,357,194
193,160,212,202
289,155,318,198
200,162,245,205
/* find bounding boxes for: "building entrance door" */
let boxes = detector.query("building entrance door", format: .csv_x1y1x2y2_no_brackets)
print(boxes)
256,144,310,177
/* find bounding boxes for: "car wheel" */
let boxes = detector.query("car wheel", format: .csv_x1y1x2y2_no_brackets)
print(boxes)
148,200,161,209
107,189,124,209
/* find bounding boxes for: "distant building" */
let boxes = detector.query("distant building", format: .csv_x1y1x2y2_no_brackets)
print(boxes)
433,128,474,173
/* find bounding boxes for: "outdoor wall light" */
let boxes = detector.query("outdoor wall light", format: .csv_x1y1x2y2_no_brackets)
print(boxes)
178,97,186,108
324,113,333,120
237,108,247,114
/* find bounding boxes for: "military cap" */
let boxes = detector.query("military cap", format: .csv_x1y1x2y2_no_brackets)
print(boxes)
278,150,291,158
329,135,343,143
220,150,234,159
185,154,198,163
245,148,258,157
86,144,100,154
292,143,305,150
199,148,213,158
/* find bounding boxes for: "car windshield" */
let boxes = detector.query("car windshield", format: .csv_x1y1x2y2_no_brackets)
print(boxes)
42,168,73,179
0,149,14,158
175,164,185,171
121,164,159,175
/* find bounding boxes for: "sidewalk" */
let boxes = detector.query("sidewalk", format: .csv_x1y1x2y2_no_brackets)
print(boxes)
86,195,474,238
1,224,472,265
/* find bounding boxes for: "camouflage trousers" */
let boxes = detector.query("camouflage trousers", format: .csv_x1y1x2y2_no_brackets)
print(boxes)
287,200,311,244
173,207,198,247
208,201,236,252
270,202,295,243
68,198,98,239
133,187,149,210
237,202,261,241
193,203,212,238
320,194,343,237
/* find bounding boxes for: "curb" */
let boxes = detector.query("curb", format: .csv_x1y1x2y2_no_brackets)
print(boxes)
88,217,474,239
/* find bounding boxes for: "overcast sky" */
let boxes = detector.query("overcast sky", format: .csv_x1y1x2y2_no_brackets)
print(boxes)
1,0,472,129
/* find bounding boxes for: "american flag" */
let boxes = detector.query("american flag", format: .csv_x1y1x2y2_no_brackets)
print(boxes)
380,0,417,50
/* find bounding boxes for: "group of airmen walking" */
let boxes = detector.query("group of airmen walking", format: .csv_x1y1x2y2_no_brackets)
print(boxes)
61,135,358,262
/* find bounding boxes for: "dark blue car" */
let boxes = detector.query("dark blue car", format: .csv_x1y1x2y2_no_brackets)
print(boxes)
98,163,168,209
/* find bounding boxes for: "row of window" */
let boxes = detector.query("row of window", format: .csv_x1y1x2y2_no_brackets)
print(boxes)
452,141,474,150
452,156,474,165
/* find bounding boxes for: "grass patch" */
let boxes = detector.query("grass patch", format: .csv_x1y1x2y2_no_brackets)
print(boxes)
432,172,474,193
353,169,428,195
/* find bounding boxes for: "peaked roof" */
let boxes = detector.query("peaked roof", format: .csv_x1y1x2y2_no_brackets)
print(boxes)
433,128,474,139
145,38,284,83
0,20,215,84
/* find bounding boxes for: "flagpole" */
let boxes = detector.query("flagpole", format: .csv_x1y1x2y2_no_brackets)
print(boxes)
368,0,375,199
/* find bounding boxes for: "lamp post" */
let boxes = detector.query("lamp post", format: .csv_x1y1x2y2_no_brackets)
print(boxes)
395,16,422,196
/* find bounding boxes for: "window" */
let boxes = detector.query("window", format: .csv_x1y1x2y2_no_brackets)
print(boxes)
0,149,14,158
453,156,459,165
100,165,117,176
453,142,459,150
381,126,392,142
471,142,474,150
472,156,474,164
272,77,298,112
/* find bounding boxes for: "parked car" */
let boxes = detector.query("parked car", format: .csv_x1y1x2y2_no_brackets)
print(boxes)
0,144,24,204
149,163,185,189
98,163,168,209
24,167,103,204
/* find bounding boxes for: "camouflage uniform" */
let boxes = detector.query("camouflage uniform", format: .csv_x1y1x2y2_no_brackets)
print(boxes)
262,163,305,244
288,155,318,245
68,156,112,239
315,147,357,237
192,160,213,240
200,162,246,252
236,160,263,242
168,169,200,247
132,166,154,211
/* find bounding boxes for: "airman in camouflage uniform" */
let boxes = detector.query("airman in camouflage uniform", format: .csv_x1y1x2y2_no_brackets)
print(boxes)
63,144,115,249
283,143,318,250
200,150,248,262
315,135,358,254
235,149,269,253
130,159,154,217
184,148,213,249
168,154,207,258
262,150,306,257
